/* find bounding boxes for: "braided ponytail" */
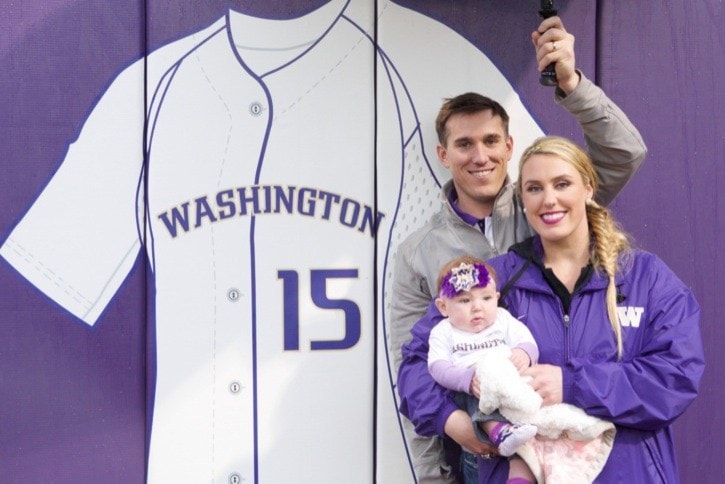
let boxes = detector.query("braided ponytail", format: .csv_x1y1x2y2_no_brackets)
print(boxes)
586,199,631,358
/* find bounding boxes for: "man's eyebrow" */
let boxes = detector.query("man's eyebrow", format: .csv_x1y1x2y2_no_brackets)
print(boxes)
452,132,502,142
451,134,472,143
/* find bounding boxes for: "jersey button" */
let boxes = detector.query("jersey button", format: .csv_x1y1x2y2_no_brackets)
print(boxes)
249,102,263,116
229,381,243,394
227,288,241,302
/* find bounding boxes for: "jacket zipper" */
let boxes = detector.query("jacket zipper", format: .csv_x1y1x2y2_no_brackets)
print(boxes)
563,313,571,363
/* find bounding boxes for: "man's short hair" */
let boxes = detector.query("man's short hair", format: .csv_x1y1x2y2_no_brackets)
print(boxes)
435,93,510,145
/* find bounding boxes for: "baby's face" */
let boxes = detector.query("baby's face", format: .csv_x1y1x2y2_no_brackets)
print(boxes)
440,281,499,333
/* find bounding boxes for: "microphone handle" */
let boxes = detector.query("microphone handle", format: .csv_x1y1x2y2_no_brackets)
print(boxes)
538,4,558,86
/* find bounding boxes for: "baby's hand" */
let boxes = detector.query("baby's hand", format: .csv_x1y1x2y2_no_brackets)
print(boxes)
469,375,481,399
509,348,532,373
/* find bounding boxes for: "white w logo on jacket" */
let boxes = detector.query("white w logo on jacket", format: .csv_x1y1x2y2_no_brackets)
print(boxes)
617,306,645,327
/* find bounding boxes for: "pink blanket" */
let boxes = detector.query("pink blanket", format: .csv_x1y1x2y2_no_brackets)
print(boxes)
475,349,616,482
516,429,616,483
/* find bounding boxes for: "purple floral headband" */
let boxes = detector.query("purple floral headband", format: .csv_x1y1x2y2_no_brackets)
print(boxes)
439,261,491,298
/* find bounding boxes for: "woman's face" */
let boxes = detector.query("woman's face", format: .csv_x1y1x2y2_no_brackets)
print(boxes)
520,153,593,246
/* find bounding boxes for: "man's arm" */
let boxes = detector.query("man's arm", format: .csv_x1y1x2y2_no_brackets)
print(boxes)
389,241,434,375
557,73,647,206
533,16,647,206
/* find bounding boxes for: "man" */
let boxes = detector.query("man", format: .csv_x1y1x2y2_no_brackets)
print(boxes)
390,16,647,483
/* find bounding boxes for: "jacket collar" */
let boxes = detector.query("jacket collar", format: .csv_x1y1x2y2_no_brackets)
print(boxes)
509,236,611,292
440,177,515,217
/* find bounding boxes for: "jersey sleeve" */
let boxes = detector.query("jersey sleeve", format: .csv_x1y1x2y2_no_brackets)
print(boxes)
0,60,146,325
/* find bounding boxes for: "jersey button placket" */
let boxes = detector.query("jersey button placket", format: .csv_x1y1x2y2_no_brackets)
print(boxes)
225,286,248,479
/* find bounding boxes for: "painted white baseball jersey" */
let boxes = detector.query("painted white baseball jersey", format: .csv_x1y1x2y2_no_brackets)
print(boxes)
0,0,543,482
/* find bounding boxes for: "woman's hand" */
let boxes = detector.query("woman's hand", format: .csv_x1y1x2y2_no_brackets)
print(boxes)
522,363,563,405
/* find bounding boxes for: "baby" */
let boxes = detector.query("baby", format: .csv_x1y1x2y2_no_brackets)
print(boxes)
428,256,537,484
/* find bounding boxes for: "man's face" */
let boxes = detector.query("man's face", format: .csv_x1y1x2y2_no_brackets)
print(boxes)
437,110,513,218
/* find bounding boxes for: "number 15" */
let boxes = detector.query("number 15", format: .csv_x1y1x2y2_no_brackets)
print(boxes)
278,269,361,351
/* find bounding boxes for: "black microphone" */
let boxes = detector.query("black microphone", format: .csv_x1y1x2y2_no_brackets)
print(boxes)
538,0,558,86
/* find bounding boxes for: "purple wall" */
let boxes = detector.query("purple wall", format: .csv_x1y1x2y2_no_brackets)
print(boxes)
1,0,721,481
598,3,723,478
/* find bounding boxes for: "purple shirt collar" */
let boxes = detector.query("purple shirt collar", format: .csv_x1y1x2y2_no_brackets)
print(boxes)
448,187,484,227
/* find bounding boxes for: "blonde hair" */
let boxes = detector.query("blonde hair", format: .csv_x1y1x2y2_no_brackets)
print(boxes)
518,136,631,358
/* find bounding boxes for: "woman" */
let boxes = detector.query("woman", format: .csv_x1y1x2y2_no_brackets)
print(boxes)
398,136,704,482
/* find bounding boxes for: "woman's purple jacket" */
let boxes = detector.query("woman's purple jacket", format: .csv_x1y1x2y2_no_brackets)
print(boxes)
398,237,704,483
